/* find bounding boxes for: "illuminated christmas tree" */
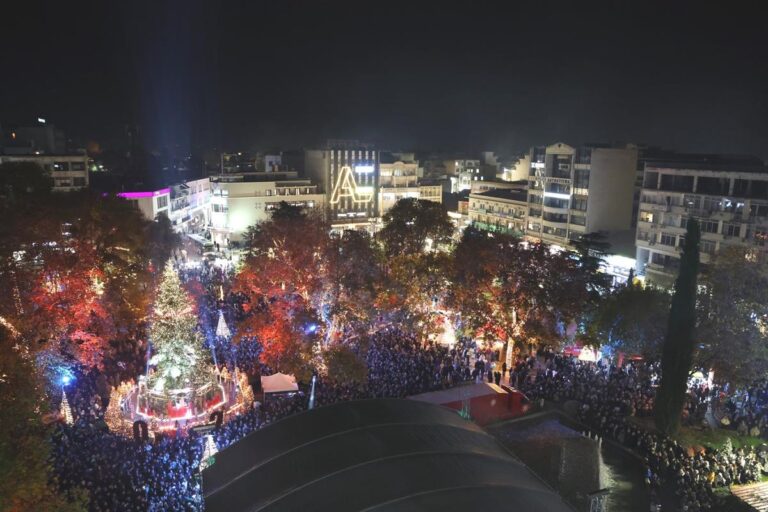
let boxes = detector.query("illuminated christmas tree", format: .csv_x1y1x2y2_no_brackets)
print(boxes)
148,262,211,391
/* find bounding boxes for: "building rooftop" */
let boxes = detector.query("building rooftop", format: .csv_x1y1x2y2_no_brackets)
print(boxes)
202,399,571,512
474,188,528,203
645,153,766,173
211,171,301,183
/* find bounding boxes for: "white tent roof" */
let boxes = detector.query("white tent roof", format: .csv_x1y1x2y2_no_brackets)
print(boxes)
261,372,299,394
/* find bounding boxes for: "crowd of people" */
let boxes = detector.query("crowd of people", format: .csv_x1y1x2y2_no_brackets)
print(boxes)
45,253,768,512
722,378,768,439
518,355,768,511
49,327,482,511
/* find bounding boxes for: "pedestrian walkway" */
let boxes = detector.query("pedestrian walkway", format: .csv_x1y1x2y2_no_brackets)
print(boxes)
731,481,768,511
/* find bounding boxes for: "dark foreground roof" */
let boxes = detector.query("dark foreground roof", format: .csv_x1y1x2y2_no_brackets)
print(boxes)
203,398,571,512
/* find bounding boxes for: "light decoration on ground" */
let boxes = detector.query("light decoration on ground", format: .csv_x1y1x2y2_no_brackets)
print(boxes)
0,315,21,339
60,391,73,425
216,310,230,339
200,434,218,471
578,346,602,362
329,165,374,204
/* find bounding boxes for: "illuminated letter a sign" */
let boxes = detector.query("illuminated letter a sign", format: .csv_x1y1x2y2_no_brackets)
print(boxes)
329,165,373,204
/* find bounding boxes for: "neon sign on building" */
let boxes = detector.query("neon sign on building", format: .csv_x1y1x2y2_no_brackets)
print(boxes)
329,165,374,204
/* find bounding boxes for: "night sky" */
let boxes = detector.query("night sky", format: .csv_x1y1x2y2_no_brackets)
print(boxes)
1,0,766,158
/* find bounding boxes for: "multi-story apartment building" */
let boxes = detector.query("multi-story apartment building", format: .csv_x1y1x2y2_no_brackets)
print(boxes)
305,141,380,230
168,177,211,233
635,155,768,285
468,188,528,236
209,172,325,243
378,152,441,213
524,142,638,248
445,158,482,193
0,152,90,192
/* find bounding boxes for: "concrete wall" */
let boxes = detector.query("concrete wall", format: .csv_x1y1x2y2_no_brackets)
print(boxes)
586,147,638,232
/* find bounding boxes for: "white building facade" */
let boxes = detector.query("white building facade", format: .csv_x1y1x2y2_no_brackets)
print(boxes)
635,157,768,285
378,153,441,214
468,188,528,237
209,173,325,243
525,142,639,248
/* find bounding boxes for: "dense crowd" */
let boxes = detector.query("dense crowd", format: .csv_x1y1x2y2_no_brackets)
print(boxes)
519,355,768,511
49,327,480,511
46,253,768,512
722,378,768,439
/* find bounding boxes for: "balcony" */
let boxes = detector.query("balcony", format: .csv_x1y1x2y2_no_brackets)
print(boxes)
542,218,568,230
542,204,569,215
640,202,672,213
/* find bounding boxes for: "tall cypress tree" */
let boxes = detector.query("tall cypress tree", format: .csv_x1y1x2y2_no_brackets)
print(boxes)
654,218,700,435
148,261,211,391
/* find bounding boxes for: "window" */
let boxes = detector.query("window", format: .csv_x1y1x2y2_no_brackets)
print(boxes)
660,232,676,246
56,180,71,187
544,197,568,208
660,174,694,192
723,223,741,237
697,177,730,196
700,240,717,255
70,162,86,171
702,196,722,213
528,208,542,218
639,211,654,223
573,169,589,189
570,215,586,226
73,177,86,187
683,194,701,210
212,203,228,213
156,195,168,209
542,226,567,238
543,212,568,223
53,162,69,172
700,220,719,234
571,197,588,212
749,203,768,218
643,172,659,189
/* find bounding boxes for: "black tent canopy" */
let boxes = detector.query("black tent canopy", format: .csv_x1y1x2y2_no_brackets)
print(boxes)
203,398,572,511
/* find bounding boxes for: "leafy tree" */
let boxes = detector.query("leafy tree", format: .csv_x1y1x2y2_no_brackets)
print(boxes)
448,226,519,342
590,284,670,358
0,192,167,371
696,246,768,387
378,198,453,256
655,218,700,435
325,230,383,338
378,251,451,339
0,340,86,511
145,213,180,269
0,161,53,204
449,227,596,348
570,232,613,299
235,204,328,378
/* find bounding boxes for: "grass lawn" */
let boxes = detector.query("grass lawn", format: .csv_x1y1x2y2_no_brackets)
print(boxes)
626,416,766,451
674,427,765,451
